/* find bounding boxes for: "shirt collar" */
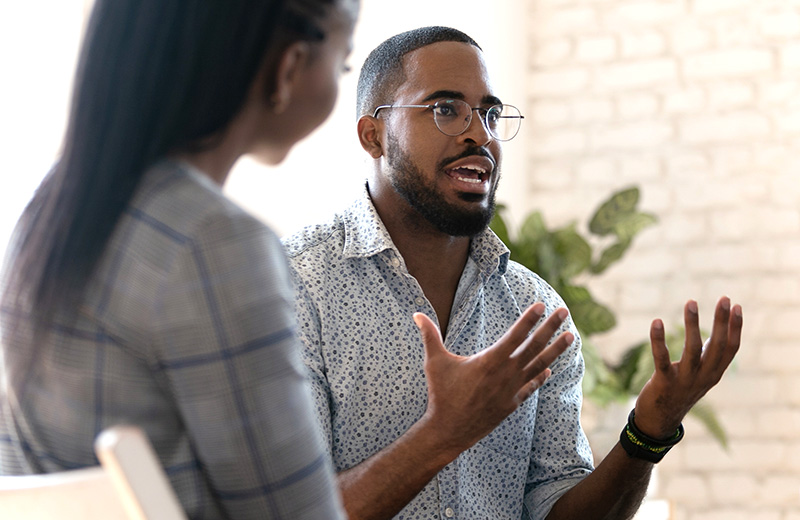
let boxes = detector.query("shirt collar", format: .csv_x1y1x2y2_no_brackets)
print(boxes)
342,183,511,277
341,184,397,259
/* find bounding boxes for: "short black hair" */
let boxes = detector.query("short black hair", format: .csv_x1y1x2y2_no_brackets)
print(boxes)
356,26,481,118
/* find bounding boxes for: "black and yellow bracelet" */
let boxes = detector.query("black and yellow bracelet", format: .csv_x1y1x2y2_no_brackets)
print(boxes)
619,409,684,463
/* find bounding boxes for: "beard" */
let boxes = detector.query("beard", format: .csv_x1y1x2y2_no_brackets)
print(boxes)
385,131,499,237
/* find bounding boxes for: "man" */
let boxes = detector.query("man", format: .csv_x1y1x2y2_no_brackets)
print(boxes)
283,27,743,520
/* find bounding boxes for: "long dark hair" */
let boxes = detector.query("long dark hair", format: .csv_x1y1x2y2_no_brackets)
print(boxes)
1,0,333,339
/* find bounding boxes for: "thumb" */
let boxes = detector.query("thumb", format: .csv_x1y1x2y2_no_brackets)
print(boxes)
413,312,445,361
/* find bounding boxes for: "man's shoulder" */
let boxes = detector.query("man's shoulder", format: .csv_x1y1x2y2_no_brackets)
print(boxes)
503,258,545,286
502,259,565,306
282,214,346,263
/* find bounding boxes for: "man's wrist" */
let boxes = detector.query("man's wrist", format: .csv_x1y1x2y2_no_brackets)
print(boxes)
412,413,467,467
619,409,684,463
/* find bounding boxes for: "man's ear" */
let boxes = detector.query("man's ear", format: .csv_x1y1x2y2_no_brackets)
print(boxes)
358,115,384,159
270,41,311,114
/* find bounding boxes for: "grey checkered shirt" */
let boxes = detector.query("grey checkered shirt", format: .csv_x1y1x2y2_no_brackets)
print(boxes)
0,159,345,519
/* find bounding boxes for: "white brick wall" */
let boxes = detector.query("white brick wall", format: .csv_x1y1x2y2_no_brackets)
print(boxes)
525,0,800,517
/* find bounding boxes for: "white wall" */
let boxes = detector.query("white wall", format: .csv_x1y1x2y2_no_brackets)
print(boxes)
524,1,800,518
0,2,86,261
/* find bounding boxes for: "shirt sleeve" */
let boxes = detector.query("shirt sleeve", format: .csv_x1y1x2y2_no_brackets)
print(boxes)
522,285,594,520
152,210,344,519
286,264,336,463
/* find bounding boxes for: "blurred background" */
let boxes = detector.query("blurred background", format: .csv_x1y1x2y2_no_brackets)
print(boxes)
1,1,798,519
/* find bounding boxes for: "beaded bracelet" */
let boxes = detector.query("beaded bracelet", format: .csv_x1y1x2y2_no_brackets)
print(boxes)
619,409,684,463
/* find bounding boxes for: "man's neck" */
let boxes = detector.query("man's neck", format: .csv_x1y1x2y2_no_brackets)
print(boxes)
370,191,472,338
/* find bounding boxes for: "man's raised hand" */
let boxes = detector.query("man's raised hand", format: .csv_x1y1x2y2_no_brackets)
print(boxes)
412,303,574,454
634,296,743,439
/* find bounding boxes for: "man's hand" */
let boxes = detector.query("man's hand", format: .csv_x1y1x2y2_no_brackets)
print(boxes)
412,302,574,456
633,296,743,439
545,296,742,520
335,304,574,520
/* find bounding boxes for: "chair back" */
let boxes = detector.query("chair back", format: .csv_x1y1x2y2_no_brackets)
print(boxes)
0,425,187,520
0,465,129,519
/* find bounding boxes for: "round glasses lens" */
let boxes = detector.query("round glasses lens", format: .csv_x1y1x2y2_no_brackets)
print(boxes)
488,105,522,141
432,99,472,136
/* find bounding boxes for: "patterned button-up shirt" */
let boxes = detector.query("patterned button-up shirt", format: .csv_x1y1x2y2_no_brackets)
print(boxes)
1,160,345,520
283,187,594,520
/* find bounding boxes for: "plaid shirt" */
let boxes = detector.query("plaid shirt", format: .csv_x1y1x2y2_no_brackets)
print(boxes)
0,160,345,520
283,188,594,520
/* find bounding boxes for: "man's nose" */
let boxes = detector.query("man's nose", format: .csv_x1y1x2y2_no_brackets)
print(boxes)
459,109,493,146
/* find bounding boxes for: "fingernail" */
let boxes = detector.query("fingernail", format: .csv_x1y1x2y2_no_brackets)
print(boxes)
734,305,742,317
653,319,664,331
556,308,568,320
721,297,730,313
412,313,423,329
688,300,698,314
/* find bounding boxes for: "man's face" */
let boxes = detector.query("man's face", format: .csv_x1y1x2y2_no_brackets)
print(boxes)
377,41,503,237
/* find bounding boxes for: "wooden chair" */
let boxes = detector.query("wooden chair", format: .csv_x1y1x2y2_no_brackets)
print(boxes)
0,425,187,520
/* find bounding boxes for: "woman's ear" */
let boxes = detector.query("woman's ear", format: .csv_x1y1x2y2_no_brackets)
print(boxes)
358,115,384,159
270,41,311,114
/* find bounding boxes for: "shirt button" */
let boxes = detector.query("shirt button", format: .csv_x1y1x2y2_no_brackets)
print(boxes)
444,507,455,518
390,257,400,267
414,297,425,306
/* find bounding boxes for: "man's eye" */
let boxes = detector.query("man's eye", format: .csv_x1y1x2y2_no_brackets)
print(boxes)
433,103,459,118
434,106,454,116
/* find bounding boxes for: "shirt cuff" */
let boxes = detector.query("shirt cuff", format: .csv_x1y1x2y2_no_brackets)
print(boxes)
523,474,588,520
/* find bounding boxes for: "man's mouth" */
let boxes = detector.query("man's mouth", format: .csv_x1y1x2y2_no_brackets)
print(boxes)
446,164,489,184
443,156,495,192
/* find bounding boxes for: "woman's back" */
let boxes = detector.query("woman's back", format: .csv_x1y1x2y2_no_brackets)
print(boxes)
1,160,339,518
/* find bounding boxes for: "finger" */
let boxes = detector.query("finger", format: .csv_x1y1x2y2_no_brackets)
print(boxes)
413,312,446,362
650,319,671,373
513,369,551,406
491,302,547,359
509,307,569,366
701,296,731,367
521,330,574,381
678,300,702,368
719,303,743,368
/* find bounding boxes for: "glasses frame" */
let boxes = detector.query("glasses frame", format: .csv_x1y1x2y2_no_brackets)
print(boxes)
372,99,524,142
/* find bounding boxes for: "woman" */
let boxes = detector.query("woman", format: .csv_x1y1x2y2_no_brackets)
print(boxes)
0,1,358,518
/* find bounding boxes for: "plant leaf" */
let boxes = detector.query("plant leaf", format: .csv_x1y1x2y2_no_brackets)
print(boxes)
559,284,592,304
613,212,658,242
581,340,617,405
689,401,729,450
569,298,617,335
591,240,631,274
589,186,640,236
553,226,592,278
611,341,648,393
558,286,619,338
514,212,550,275
519,211,548,244
490,204,511,247
535,239,560,286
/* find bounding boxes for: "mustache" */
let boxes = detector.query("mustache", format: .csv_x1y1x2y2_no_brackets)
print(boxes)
437,146,496,173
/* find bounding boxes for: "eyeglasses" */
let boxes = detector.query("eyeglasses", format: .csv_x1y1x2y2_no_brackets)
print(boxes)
372,99,524,142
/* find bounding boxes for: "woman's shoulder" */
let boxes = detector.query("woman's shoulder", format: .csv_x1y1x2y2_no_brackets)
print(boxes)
129,160,267,241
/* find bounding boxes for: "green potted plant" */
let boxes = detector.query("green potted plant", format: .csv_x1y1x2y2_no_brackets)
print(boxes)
490,187,728,448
